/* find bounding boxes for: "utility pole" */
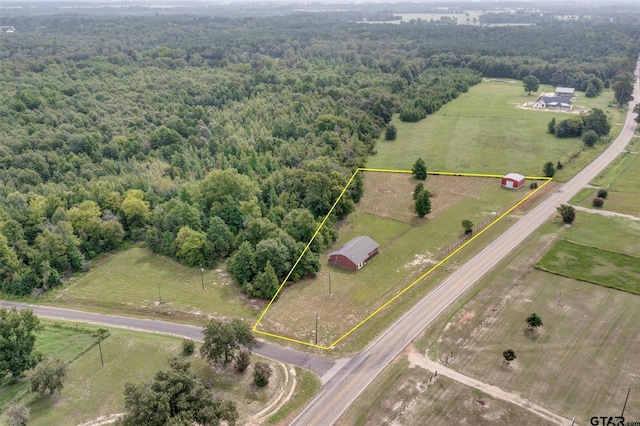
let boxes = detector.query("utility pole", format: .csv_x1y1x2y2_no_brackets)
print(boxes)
158,282,162,303
200,265,204,290
315,312,319,345
328,271,332,296
97,328,108,367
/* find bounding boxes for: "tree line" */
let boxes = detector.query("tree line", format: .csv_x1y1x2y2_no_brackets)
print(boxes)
0,13,637,299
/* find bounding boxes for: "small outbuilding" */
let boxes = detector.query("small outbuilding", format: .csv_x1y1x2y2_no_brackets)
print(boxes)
328,236,379,271
554,87,575,98
501,173,525,189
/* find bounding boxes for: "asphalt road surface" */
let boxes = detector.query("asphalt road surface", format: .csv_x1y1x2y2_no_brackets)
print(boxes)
289,61,640,426
0,300,336,377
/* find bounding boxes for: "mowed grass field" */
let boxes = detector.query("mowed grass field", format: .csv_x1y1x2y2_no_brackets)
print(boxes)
369,80,625,180
1,321,315,425
573,151,640,216
344,213,640,424
537,240,640,294
257,171,531,350
43,247,257,322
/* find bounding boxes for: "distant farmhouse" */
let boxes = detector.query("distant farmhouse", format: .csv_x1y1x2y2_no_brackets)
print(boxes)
530,87,574,110
328,236,379,271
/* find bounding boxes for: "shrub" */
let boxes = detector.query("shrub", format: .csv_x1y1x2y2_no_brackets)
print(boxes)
253,362,272,387
182,338,195,356
592,197,604,207
384,124,397,141
235,350,251,373
597,189,608,199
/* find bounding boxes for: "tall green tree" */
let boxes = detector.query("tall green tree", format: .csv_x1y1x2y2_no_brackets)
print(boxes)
0,308,43,380
227,241,257,285
525,312,543,332
415,190,432,218
522,75,540,95
384,124,397,140
543,161,555,178
412,158,427,181
249,261,280,300
634,103,640,124
582,129,599,147
30,357,69,395
174,226,211,267
200,319,255,365
582,108,610,136
547,117,556,134
120,189,151,231
123,357,238,426
556,204,576,224
612,72,634,107
461,219,474,235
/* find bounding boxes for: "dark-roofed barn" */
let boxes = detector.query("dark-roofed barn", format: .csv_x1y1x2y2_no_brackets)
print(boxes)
328,236,379,271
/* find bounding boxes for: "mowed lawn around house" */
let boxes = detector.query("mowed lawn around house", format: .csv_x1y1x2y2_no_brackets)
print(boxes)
369,80,625,179
43,247,257,322
257,171,532,351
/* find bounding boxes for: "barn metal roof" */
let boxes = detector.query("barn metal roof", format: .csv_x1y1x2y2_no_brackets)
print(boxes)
329,236,379,265
503,173,525,181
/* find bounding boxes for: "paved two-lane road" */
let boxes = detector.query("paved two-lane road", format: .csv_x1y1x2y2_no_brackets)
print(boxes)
290,61,640,426
0,300,337,378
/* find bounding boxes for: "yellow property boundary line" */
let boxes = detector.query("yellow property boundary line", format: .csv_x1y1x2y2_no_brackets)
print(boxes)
252,168,553,350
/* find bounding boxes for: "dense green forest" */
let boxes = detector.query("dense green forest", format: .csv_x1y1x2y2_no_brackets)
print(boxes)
0,12,638,299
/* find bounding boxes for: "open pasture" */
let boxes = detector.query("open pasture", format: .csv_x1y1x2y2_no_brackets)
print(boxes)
256,171,531,351
44,247,257,322
556,212,640,257
536,240,640,295
428,268,640,425
370,80,624,181
408,213,640,425
574,152,640,216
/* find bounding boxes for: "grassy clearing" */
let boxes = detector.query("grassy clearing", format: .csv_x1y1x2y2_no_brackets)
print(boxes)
536,240,640,294
409,216,640,425
337,356,556,426
431,269,640,425
0,321,98,414
2,322,307,425
573,151,640,216
369,80,625,181
257,172,534,352
560,212,640,257
41,247,257,322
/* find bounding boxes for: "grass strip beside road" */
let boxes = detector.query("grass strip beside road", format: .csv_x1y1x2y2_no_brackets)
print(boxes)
536,239,640,295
